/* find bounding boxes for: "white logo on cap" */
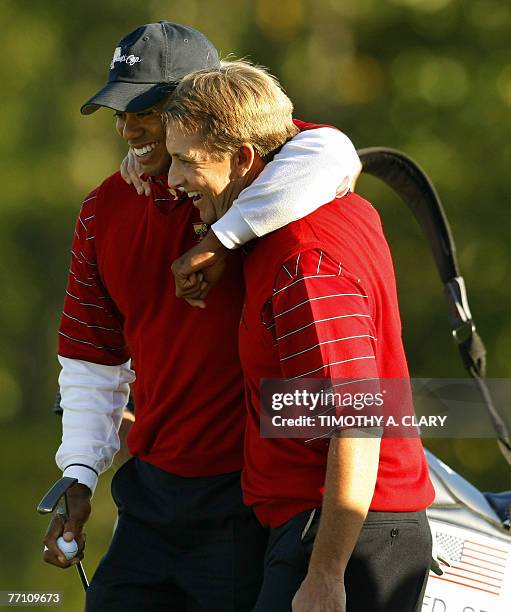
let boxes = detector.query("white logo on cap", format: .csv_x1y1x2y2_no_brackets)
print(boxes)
110,46,142,70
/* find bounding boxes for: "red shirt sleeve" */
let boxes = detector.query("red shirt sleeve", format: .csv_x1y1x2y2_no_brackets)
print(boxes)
269,249,379,382
58,191,130,365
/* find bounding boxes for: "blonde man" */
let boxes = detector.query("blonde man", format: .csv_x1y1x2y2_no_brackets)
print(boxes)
165,61,434,612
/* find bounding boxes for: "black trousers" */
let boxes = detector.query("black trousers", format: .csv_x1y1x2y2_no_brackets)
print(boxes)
252,508,432,612
85,458,268,612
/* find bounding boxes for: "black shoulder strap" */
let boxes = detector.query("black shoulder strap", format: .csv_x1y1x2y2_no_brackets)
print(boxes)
357,147,511,468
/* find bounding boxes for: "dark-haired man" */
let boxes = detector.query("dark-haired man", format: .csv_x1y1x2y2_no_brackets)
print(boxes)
42,21,361,611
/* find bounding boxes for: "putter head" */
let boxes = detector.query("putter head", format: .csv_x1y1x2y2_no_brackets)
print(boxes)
37,476,78,514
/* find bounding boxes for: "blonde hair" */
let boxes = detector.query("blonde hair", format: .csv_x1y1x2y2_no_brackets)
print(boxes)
164,60,299,159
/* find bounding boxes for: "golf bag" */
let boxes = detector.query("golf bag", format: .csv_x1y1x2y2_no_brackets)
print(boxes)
358,148,511,611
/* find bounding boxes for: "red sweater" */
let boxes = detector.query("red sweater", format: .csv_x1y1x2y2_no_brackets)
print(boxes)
239,193,435,528
58,173,245,477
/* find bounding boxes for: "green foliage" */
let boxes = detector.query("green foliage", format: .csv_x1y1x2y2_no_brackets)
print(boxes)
1,0,509,604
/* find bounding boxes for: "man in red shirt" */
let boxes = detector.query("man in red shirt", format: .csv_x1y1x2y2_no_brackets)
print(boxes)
42,21,362,612
166,61,435,611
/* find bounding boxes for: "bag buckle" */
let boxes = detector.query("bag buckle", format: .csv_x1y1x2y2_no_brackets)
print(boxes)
444,277,476,345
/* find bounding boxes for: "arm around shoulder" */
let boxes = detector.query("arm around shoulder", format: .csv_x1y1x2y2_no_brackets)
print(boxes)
212,126,361,247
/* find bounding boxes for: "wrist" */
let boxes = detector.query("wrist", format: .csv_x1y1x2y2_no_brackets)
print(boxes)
203,229,224,253
66,482,92,499
308,551,347,579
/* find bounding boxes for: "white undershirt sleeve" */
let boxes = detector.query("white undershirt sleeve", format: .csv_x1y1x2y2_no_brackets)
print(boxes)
55,356,135,495
211,127,361,249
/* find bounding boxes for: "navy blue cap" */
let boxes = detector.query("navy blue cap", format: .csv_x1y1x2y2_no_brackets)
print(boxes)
81,21,220,115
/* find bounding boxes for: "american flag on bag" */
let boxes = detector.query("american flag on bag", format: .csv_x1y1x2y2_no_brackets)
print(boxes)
430,531,508,596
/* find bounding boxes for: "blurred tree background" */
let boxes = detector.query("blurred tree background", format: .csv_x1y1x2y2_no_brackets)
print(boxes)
0,0,509,608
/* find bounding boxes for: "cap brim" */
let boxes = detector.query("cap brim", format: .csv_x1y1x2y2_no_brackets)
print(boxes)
80,81,175,115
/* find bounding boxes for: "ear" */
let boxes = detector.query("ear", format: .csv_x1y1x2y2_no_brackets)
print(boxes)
232,144,256,177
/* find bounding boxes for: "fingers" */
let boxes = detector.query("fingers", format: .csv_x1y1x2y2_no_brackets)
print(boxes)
172,249,222,296
127,149,151,197
180,271,203,290
173,265,220,305
171,233,229,306
185,297,206,309
73,530,87,563
43,521,86,568
120,155,130,183
120,149,151,196
198,281,209,297
63,517,86,555
174,272,209,309
60,529,86,565
183,279,209,308
43,484,91,569
175,272,202,296
43,515,74,568
129,167,146,196
176,277,210,300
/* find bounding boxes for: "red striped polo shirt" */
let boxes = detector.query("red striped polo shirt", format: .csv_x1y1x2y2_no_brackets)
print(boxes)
58,172,246,477
239,192,435,528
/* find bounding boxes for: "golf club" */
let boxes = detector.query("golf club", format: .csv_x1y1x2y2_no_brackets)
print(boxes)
37,476,89,591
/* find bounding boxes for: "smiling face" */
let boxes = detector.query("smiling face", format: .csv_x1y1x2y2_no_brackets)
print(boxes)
115,102,170,176
163,62,298,220
166,123,256,224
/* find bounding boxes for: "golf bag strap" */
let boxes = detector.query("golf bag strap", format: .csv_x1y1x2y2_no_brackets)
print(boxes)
444,275,486,376
357,147,460,282
443,279,511,460
358,147,511,469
